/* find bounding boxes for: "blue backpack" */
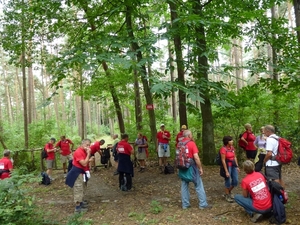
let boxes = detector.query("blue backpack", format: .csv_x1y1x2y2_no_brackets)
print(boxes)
268,181,286,224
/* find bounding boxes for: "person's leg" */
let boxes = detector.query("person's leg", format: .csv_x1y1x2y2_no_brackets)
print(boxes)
193,172,209,208
46,160,53,179
224,166,233,202
181,179,190,209
74,174,87,212
119,172,123,189
234,194,256,216
126,173,132,190
229,166,238,197
255,154,265,172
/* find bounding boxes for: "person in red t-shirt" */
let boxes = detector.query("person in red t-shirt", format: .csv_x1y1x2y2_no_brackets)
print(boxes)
240,123,257,160
156,124,171,173
220,136,240,203
178,130,212,210
0,150,13,180
175,125,187,147
89,139,105,171
117,134,134,191
45,137,58,181
234,160,272,223
56,135,74,175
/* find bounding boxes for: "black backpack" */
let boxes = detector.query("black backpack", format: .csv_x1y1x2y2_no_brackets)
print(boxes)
164,163,175,174
268,181,287,224
41,172,51,185
41,148,48,159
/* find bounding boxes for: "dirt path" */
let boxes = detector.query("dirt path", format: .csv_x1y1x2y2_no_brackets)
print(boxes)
34,160,300,225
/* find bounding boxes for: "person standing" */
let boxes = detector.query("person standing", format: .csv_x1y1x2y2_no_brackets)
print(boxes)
111,134,120,175
263,125,285,188
134,133,148,172
254,127,267,172
56,136,74,176
234,160,272,223
240,123,257,160
220,136,240,203
175,125,187,147
156,124,171,173
117,134,134,191
90,139,105,171
45,138,58,181
66,139,92,213
178,130,212,210
0,150,13,180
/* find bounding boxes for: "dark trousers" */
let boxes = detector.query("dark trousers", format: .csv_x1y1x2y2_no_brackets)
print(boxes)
119,172,132,191
255,154,265,172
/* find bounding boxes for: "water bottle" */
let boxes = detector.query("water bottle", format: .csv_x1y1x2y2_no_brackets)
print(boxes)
279,195,283,202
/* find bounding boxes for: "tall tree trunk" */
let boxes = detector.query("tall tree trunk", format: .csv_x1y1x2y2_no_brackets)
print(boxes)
168,0,188,127
15,68,21,121
125,2,157,147
168,41,177,123
133,68,143,131
80,71,85,139
293,0,300,45
3,70,13,124
192,0,215,164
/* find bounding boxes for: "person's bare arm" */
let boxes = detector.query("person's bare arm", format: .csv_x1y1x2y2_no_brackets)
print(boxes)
263,151,272,164
242,189,248,198
193,153,203,175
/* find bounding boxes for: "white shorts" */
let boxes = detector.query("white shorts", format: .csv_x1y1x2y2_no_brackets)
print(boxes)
158,143,170,158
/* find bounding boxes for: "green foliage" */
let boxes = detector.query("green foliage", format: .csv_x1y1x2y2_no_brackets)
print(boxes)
150,200,163,214
66,213,94,225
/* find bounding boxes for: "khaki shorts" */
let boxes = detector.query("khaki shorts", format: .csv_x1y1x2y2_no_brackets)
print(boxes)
73,174,87,203
60,154,73,164
158,144,170,158
46,160,54,169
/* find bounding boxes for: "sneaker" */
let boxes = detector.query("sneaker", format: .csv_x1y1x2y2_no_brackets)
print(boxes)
250,213,263,223
199,204,213,210
182,205,191,210
74,206,88,213
80,202,88,208
229,192,235,199
225,194,234,203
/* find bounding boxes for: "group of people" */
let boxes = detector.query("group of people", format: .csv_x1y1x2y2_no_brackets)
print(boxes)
219,124,284,223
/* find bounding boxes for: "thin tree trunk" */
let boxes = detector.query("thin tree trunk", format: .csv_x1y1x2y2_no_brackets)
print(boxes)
3,70,13,124
168,41,177,123
293,0,300,45
134,68,143,131
15,68,21,121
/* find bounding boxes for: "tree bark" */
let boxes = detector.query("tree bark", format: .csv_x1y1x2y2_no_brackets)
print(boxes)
293,0,300,45
168,41,177,123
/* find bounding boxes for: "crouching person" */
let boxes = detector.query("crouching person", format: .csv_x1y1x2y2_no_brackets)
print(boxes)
234,160,272,223
66,139,92,213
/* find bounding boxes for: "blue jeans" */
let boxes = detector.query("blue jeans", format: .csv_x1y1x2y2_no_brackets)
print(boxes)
234,194,271,216
181,170,208,209
225,166,238,188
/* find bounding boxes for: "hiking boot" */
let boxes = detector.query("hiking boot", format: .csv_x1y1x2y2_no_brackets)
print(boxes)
225,194,234,203
199,204,213,210
250,213,263,223
80,201,88,208
113,170,119,176
74,206,88,213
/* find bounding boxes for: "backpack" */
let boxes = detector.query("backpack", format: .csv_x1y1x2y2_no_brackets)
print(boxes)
164,163,175,174
271,137,293,164
215,148,230,166
268,180,288,204
41,172,51,185
41,148,48,159
175,140,191,170
238,132,248,150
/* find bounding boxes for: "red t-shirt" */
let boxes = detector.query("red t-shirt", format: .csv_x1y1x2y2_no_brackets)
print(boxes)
117,140,133,156
242,131,257,151
72,147,87,171
90,141,101,155
0,157,13,179
241,172,272,210
156,130,171,144
220,146,235,167
56,139,73,156
181,138,198,158
45,143,55,160
176,131,184,145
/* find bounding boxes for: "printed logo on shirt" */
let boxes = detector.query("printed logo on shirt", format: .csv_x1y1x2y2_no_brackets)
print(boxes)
118,147,125,153
0,162,4,170
250,178,268,200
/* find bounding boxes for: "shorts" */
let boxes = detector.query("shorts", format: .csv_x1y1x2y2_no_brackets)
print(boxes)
158,143,170,158
60,154,73,164
137,150,146,160
265,165,282,180
224,166,238,188
246,150,257,159
46,160,54,169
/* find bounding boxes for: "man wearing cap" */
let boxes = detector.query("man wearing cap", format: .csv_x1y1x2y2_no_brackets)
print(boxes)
45,138,59,181
0,150,13,180
156,124,171,173
175,125,187,147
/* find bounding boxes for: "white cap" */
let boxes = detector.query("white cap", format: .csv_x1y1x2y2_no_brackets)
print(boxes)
160,124,165,127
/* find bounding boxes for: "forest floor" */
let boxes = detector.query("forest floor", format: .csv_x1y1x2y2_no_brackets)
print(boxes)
31,156,300,225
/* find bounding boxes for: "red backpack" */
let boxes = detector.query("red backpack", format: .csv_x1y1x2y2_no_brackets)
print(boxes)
175,140,192,170
271,137,293,164
238,132,248,150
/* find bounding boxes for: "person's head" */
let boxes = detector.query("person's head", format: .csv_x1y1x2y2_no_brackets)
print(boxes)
60,136,66,141
160,124,165,131
244,123,252,132
50,138,56,144
264,125,275,137
100,139,105,145
260,126,265,134
183,130,192,139
3,149,11,157
81,139,91,148
181,125,187,131
137,133,143,139
121,133,129,141
223,136,233,146
243,160,254,174
113,134,118,140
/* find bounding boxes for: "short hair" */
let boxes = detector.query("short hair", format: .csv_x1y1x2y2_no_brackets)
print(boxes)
81,139,91,145
183,130,192,137
50,137,56,142
121,133,128,139
264,125,275,133
244,123,252,129
61,135,66,139
100,139,105,144
113,134,118,138
223,136,233,145
243,160,254,174
3,149,10,157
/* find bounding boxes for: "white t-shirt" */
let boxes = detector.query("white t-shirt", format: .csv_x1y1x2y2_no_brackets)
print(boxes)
265,134,279,167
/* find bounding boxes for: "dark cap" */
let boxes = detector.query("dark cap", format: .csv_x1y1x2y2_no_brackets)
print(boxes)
50,137,56,142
